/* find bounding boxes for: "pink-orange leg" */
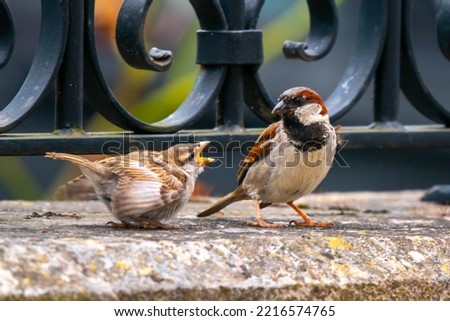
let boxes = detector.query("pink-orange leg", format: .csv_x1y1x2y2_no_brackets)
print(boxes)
247,200,285,228
287,202,334,228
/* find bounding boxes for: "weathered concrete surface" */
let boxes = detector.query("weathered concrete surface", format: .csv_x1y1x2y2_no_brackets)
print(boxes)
0,191,449,300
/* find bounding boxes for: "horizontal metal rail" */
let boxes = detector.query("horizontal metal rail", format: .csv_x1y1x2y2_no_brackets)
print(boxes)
0,126,448,156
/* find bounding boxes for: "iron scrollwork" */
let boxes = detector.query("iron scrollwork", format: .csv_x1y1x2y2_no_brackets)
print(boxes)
0,0,68,133
0,0,449,154
434,0,450,61
84,0,227,133
283,0,338,61
243,1,388,124
401,0,450,125
116,0,172,71
0,0,14,69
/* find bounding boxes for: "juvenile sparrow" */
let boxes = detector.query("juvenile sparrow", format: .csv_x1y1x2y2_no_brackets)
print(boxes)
198,87,336,228
46,142,214,229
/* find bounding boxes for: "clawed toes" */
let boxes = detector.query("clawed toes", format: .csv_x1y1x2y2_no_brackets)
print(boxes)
141,222,180,230
289,220,334,228
246,220,286,228
106,220,180,229
106,221,128,228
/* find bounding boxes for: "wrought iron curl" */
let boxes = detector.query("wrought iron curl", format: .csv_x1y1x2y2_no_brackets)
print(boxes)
84,0,227,133
0,0,68,133
244,0,339,123
283,0,338,62
243,1,388,124
400,0,450,125
0,0,14,69
116,0,172,71
241,0,278,124
321,1,387,122
434,0,450,61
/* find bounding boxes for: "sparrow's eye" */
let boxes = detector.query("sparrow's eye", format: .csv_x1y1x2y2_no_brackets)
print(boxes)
294,96,304,104
188,152,196,160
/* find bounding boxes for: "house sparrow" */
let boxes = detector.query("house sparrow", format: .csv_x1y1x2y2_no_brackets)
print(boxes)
198,87,336,228
46,142,214,229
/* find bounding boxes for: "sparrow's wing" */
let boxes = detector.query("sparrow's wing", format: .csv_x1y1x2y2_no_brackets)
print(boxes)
54,175,98,201
110,162,185,217
237,121,280,185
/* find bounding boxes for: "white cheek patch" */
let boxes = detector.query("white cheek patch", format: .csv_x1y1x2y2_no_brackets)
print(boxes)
295,103,329,125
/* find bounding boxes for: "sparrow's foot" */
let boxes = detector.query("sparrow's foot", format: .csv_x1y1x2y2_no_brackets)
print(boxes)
141,220,180,229
106,221,129,228
106,220,179,229
289,219,334,228
286,201,334,228
247,219,285,228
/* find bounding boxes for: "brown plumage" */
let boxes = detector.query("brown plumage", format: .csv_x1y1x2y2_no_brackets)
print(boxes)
198,87,337,228
46,142,214,229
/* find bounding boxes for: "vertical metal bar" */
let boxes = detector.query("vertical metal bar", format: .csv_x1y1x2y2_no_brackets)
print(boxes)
55,0,84,132
373,0,402,128
216,0,245,131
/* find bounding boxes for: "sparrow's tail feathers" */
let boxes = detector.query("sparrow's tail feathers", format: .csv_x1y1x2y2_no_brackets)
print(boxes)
197,189,246,217
45,152,110,181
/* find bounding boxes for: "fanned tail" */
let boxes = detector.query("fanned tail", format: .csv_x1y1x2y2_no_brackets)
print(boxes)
45,152,113,190
45,152,105,174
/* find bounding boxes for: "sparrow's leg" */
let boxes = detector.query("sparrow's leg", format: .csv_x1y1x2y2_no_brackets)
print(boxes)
247,200,285,228
287,202,334,228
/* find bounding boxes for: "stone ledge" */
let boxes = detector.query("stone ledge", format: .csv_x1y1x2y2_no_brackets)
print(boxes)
0,191,449,300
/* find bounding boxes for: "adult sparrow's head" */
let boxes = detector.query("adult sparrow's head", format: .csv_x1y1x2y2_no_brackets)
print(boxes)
272,87,329,125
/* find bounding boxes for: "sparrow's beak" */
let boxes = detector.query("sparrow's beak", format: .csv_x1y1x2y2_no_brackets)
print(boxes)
195,141,215,165
272,100,285,115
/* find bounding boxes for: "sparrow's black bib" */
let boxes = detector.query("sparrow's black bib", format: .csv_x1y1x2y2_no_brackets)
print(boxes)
282,116,330,152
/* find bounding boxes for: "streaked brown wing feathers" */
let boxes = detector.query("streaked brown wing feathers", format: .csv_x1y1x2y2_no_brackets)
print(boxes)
237,122,280,185
110,162,186,217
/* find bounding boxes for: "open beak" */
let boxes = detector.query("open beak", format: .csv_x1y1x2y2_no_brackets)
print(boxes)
272,100,285,115
195,141,215,166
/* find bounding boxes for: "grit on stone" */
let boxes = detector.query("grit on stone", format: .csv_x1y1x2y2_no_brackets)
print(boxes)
0,191,449,300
